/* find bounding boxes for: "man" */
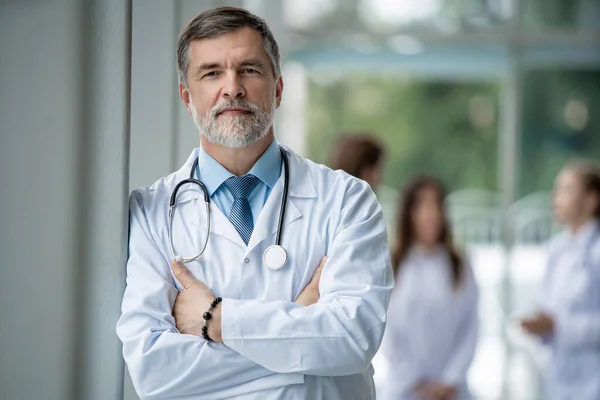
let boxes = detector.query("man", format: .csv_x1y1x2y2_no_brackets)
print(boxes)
117,7,393,400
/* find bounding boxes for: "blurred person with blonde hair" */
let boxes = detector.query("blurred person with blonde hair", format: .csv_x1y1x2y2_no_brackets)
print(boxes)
383,175,479,400
520,159,600,400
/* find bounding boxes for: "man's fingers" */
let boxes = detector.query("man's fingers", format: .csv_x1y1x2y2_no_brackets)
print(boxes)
170,260,197,289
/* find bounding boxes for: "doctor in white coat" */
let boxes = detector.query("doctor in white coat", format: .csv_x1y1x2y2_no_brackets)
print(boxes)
116,7,393,400
383,175,479,400
520,160,600,400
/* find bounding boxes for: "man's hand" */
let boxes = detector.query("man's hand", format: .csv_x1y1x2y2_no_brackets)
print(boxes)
295,256,327,307
520,311,555,337
171,261,223,343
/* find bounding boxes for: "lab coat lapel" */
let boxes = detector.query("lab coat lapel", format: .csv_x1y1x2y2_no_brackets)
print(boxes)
189,199,246,248
175,146,317,250
247,147,317,252
174,148,246,248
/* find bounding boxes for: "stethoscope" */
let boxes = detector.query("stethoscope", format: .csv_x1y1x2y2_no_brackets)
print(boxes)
541,223,600,312
168,146,289,270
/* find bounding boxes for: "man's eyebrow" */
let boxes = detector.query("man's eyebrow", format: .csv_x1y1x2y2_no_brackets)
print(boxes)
239,58,267,69
194,59,268,75
195,63,221,74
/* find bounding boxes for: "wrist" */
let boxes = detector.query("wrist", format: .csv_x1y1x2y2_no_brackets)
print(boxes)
208,301,223,343
201,297,223,343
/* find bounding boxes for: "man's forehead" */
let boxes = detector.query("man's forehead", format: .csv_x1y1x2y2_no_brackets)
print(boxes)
189,28,267,61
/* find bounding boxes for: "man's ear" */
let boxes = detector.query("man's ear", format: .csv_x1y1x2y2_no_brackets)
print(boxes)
275,76,283,108
179,83,192,115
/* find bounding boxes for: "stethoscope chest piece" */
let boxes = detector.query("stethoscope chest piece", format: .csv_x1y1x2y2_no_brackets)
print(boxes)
263,245,287,270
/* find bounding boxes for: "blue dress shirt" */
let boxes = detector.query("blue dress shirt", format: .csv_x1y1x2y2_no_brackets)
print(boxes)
195,140,282,225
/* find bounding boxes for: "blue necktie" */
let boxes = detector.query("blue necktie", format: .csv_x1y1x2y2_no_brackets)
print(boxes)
223,175,259,245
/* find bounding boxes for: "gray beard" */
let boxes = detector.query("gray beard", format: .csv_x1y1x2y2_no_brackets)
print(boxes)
192,98,275,148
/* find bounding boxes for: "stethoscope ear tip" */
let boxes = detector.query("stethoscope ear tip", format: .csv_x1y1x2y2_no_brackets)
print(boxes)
175,255,183,263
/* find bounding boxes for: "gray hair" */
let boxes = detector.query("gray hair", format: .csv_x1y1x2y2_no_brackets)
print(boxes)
176,7,281,87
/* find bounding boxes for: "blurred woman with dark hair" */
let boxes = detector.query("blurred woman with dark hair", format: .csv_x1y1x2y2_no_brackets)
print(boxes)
383,175,479,400
520,159,600,400
328,133,385,190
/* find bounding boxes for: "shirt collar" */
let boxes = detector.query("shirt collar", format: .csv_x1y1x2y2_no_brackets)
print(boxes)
196,139,282,196
247,139,282,189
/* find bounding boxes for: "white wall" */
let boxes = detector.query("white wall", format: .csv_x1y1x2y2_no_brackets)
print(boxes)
0,1,131,399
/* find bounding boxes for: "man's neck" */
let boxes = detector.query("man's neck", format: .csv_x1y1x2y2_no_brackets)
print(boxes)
201,131,274,176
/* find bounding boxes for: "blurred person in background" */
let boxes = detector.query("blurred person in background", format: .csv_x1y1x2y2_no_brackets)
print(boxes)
520,160,600,400
328,133,385,191
383,175,479,400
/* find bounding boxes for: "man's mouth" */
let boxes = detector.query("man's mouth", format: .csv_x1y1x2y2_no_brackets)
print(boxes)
218,107,252,117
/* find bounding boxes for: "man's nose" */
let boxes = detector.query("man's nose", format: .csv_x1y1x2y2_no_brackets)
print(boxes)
222,72,245,99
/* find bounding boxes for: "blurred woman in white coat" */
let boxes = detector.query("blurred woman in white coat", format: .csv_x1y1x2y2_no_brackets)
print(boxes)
383,175,479,400
520,160,600,400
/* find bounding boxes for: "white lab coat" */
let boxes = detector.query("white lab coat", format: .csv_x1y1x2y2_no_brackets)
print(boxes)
539,219,600,400
116,146,394,400
382,246,479,400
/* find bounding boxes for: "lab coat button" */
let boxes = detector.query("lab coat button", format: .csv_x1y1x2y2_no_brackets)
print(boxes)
244,258,249,263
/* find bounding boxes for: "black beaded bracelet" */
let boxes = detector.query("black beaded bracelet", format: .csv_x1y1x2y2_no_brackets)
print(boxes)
201,297,222,342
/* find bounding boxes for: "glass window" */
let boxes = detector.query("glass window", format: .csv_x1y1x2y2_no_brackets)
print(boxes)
306,73,500,192
521,0,600,31
519,69,600,198
281,0,513,52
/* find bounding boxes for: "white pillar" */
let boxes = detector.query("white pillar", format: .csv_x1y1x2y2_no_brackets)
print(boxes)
498,50,523,400
0,0,132,399
278,62,308,156
129,0,180,190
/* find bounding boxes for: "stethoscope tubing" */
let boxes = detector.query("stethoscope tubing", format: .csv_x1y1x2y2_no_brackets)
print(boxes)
168,146,289,264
